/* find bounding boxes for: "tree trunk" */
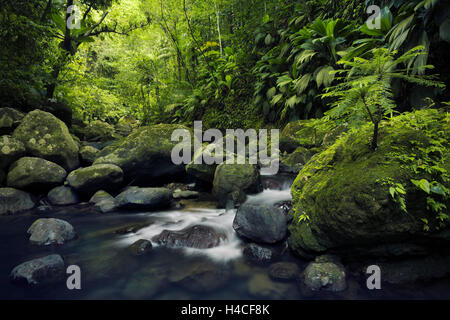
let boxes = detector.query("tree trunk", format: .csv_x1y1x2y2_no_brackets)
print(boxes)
214,2,223,56
371,121,379,151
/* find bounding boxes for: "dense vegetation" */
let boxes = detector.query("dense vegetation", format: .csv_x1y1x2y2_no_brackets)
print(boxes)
1,0,448,128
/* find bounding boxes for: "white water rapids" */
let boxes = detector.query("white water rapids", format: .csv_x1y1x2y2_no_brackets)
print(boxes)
116,182,292,262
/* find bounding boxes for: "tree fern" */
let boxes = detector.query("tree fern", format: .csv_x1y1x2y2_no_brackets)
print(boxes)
322,46,445,150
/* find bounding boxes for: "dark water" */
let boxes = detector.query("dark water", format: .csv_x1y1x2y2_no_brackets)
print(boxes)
1,177,450,299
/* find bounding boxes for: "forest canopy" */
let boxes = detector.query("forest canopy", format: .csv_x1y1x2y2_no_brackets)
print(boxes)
0,0,449,130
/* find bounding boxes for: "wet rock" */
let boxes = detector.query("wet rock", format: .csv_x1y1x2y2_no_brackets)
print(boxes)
153,225,227,249
0,135,25,170
7,157,67,190
302,255,347,292
0,187,35,215
233,203,287,244
0,107,25,135
169,262,231,293
269,262,300,281
27,218,76,246
12,110,79,170
173,190,199,200
79,145,100,165
128,239,153,256
115,187,172,211
213,163,262,208
89,190,114,204
10,254,65,286
243,243,274,264
47,185,79,205
95,198,119,213
67,164,123,195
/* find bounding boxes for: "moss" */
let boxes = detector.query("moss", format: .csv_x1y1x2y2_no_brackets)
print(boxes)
289,110,450,254
12,110,79,170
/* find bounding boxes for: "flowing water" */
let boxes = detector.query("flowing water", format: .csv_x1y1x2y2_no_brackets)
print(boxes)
0,174,449,300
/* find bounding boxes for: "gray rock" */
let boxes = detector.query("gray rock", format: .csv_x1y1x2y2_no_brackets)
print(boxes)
27,218,76,245
95,198,119,213
243,243,274,264
269,262,300,281
12,110,79,170
128,239,153,256
67,164,123,195
0,135,25,170
302,257,347,292
7,157,67,190
10,254,65,286
115,187,172,210
153,225,226,249
233,203,287,244
0,187,35,215
47,186,79,205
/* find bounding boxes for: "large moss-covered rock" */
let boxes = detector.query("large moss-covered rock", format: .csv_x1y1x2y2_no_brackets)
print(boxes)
212,163,262,208
7,157,67,190
289,110,450,256
12,110,79,170
280,146,320,174
0,108,25,135
0,187,35,215
94,124,192,185
67,164,123,195
0,135,25,170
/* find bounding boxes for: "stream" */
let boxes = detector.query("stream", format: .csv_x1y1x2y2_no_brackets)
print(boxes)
0,174,450,300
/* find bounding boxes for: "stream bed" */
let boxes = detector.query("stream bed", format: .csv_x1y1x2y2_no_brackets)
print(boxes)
1,175,450,300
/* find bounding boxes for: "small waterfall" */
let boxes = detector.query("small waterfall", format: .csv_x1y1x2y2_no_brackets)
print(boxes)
116,174,294,262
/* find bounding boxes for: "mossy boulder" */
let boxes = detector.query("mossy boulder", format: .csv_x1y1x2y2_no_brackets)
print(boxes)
0,108,25,135
0,187,35,215
12,110,79,170
94,124,192,185
82,120,118,142
89,190,114,204
0,135,26,170
7,157,67,191
67,164,124,195
301,256,347,292
10,254,65,286
212,163,262,208
289,110,450,257
47,186,80,206
79,145,100,166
